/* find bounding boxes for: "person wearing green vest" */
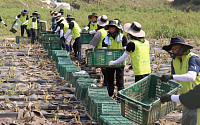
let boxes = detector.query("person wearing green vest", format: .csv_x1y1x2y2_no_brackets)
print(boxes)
27,12,38,44
64,14,81,61
160,36,200,125
90,15,109,86
83,13,98,34
102,19,127,98
109,21,151,82
0,16,7,27
15,9,29,37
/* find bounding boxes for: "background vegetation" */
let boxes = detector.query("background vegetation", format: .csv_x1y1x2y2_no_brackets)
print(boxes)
1,0,200,39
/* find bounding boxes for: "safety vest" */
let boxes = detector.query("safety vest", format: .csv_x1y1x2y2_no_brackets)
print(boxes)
27,17,37,29
96,29,107,49
197,109,200,125
130,40,151,75
60,19,69,34
173,52,200,94
71,20,81,39
107,34,123,49
89,22,98,30
19,14,28,25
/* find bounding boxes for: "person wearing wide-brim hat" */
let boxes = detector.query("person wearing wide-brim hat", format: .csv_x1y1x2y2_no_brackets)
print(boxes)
59,9,65,15
65,14,82,61
109,21,151,83
102,19,127,99
83,13,98,32
89,15,109,86
15,9,29,37
52,13,62,32
34,10,40,22
158,36,200,125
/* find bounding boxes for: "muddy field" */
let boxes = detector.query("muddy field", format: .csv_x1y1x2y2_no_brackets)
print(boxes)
0,38,199,124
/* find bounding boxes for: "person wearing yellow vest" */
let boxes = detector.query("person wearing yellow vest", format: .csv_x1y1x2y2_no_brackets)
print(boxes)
90,15,109,86
27,12,38,44
160,36,200,125
83,13,98,34
15,9,29,37
102,20,127,98
109,21,151,82
64,14,81,61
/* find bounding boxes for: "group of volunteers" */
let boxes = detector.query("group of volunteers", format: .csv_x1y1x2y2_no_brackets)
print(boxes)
1,9,200,124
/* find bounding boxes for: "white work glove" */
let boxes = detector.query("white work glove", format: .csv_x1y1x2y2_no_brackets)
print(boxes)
89,30,96,34
109,61,115,66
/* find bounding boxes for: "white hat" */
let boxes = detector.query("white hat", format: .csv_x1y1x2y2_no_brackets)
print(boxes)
97,15,108,27
124,22,145,37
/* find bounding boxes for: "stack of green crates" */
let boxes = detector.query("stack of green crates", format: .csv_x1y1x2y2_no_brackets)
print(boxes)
118,74,181,125
86,49,125,68
100,103,121,116
42,34,59,50
52,50,67,61
55,51,70,63
75,78,97,101
64,67,81,82
48,37,62,58
56,57,73,72
80,32,94,44
98,115,136,125
70,71,89,87
59,65,76,77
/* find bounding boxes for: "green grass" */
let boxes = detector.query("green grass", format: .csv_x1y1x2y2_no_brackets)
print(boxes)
1,0,200,39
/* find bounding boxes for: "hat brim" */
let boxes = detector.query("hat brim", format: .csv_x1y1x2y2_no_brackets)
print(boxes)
22,11,29,14
162,43,193,51
124,23,145,37
97,18,108,27
56,18,64,23
88,15,98,19
105,24,122,30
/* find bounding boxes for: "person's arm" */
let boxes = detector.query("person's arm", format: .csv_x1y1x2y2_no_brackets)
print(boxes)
83,22,90,30
32,17,36,29
90,31,102,47
64,22,74,38
15,14,20,20
122,35,128,49
0,17,6,26
59,23,64,38
55,26,60,33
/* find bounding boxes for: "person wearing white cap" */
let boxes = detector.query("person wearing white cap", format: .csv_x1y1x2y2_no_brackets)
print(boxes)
102,19,128,98
15,9,29,37
109,21,151,82
90,15,109,86
0,16,7,27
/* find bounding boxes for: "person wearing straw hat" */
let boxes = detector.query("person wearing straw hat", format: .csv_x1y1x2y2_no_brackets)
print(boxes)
34,10,40,22
64,14,82,61
109,21,151,82
159,36,200,125
0,16,7,27
59,9,65,15
15,9,29,37
27,11,39,44
102,19,128,98
90,15,109,86
83,13,98,34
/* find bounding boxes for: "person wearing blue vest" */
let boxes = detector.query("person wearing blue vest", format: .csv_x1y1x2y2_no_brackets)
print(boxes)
102,20,127,98
0,16,7,27
64,14,81,61
109,22,151,82
83,13,98,34
90,15,109,86
50,11,57,31
15,9,29,37
27,12,38,44
160,36,200,125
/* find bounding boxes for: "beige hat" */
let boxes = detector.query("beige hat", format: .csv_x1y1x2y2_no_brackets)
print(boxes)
97,15,108,27
105,20,122,30
124,22,145,37
55,13,63,23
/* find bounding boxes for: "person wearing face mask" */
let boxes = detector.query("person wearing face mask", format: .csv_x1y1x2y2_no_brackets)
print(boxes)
102,19,127,99
83,13,98,34
160,36,200,125
109,21,151,83
15,9,29,37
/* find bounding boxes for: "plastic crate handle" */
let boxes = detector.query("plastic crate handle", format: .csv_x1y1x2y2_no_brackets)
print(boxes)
117,96,152,112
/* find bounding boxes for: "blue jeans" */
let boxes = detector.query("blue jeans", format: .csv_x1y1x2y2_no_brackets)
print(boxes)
21,25,29,37
181,106,197,125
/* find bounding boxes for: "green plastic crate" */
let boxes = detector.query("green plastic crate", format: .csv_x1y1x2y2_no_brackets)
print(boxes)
38,21,47,31
70,72,89,87
49,40,62,50
64,67,81,82
55,52,70,63
57,57,73,72
101,103,121,116
52,50,67,61
98,115,136,125
10,19,22,33
59,64,74,77
86,49,125,68
80,32,94,44
75,78,97,100
118,74,181,125
16,36,31,44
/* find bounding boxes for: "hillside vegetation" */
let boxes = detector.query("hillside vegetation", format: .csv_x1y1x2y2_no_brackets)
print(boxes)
1,0,200,39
